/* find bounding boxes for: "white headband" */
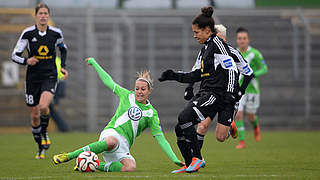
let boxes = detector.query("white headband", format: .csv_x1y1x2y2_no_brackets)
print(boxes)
137,78,152,88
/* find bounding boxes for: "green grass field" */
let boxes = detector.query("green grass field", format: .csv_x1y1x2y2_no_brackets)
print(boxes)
0,131,320,180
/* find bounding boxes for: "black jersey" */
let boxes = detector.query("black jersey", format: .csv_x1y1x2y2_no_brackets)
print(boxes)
176,34,239,95
12,25,67,82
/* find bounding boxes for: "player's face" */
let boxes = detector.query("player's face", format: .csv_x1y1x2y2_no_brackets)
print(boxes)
237,32,250,49
35,8,49,26
135,80,152,104
192,24,211,44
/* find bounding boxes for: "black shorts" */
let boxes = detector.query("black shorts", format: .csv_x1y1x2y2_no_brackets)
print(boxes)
25,79,57,107
179,91,233,127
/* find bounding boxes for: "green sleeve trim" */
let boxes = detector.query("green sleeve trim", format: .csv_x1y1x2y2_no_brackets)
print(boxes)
88,58,117,92
155,134,179,163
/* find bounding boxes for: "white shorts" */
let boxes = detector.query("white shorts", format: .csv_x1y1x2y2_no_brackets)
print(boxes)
98,128,135,170
238,93,260,114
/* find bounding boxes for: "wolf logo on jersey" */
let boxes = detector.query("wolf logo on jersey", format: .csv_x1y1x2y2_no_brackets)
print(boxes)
128,106,142,121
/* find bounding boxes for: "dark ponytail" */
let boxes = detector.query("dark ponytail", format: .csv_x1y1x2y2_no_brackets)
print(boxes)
192,6,215,32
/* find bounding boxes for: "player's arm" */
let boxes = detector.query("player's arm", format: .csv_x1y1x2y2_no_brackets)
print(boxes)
154,134,185,167
149,114,184,167
57,31,67,68
253,51,268,77
158,69,201,83
11,31,29,65
56,30,68,80
86,57,129,96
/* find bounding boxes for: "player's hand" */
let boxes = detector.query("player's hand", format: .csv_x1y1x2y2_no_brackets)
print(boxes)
158,69,177,82
61,68,69,80
26,57,39,66
174,160,185,167
184,86,194,101
85,57,96,66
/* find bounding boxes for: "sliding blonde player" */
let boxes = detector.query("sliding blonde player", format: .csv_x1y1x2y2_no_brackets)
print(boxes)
53,58,184,172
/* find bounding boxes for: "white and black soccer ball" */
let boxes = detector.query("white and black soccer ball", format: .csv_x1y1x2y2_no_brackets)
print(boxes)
76,151,99,172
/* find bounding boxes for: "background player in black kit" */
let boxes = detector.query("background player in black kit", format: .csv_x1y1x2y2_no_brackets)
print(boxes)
159,7,240,173
11,3,68,159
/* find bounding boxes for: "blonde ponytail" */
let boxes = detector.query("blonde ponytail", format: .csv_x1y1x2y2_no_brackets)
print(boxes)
136,70,153,89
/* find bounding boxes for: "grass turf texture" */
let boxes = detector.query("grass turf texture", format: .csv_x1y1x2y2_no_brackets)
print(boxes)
0,131,319,179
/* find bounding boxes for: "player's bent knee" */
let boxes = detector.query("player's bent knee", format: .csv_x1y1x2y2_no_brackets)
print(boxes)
122,164,136,172
197,124,208,135
178,107,194,125
247,113,255,121
216,134,226,142
30,107,40,120
121,159,136,172
105,136,118,151
235,112,243,121
39,103,48,114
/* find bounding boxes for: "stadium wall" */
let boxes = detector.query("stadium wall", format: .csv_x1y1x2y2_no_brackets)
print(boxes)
0,8,319,131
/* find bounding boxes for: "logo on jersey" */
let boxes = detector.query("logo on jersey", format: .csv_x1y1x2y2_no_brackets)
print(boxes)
223,59,233,68
128,106,142,121
242,64,251,74
32,37,37,42
38,45,49,56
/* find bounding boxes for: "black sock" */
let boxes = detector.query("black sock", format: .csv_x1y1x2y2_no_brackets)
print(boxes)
177,137,193,166
183,125,202,160
175,124,192,166
197,133,205,150
32,125,42,148
40,114,50,135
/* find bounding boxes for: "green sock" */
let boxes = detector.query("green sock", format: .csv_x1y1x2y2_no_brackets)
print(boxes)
251,116,259,128
98,162,106,171
109,161,123,172
235,120,245,141
68,140,108,160
97,161,123,172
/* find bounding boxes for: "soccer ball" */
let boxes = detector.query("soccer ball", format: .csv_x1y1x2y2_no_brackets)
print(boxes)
76,151,99,172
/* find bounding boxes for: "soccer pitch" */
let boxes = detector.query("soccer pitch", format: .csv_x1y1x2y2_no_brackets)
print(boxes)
0,131,319,179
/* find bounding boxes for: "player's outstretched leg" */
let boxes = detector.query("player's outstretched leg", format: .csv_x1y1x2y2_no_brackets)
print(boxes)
40,114,51,150
53,140,110,164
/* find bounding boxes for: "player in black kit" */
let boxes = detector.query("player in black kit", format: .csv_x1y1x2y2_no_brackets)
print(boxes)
11,3,68,159
159,7,240,173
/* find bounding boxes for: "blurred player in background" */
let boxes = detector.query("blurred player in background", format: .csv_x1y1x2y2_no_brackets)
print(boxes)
11,3,68,159
53,58,184,172
159,7,240,173
183,24,254,153
235,27,268,149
